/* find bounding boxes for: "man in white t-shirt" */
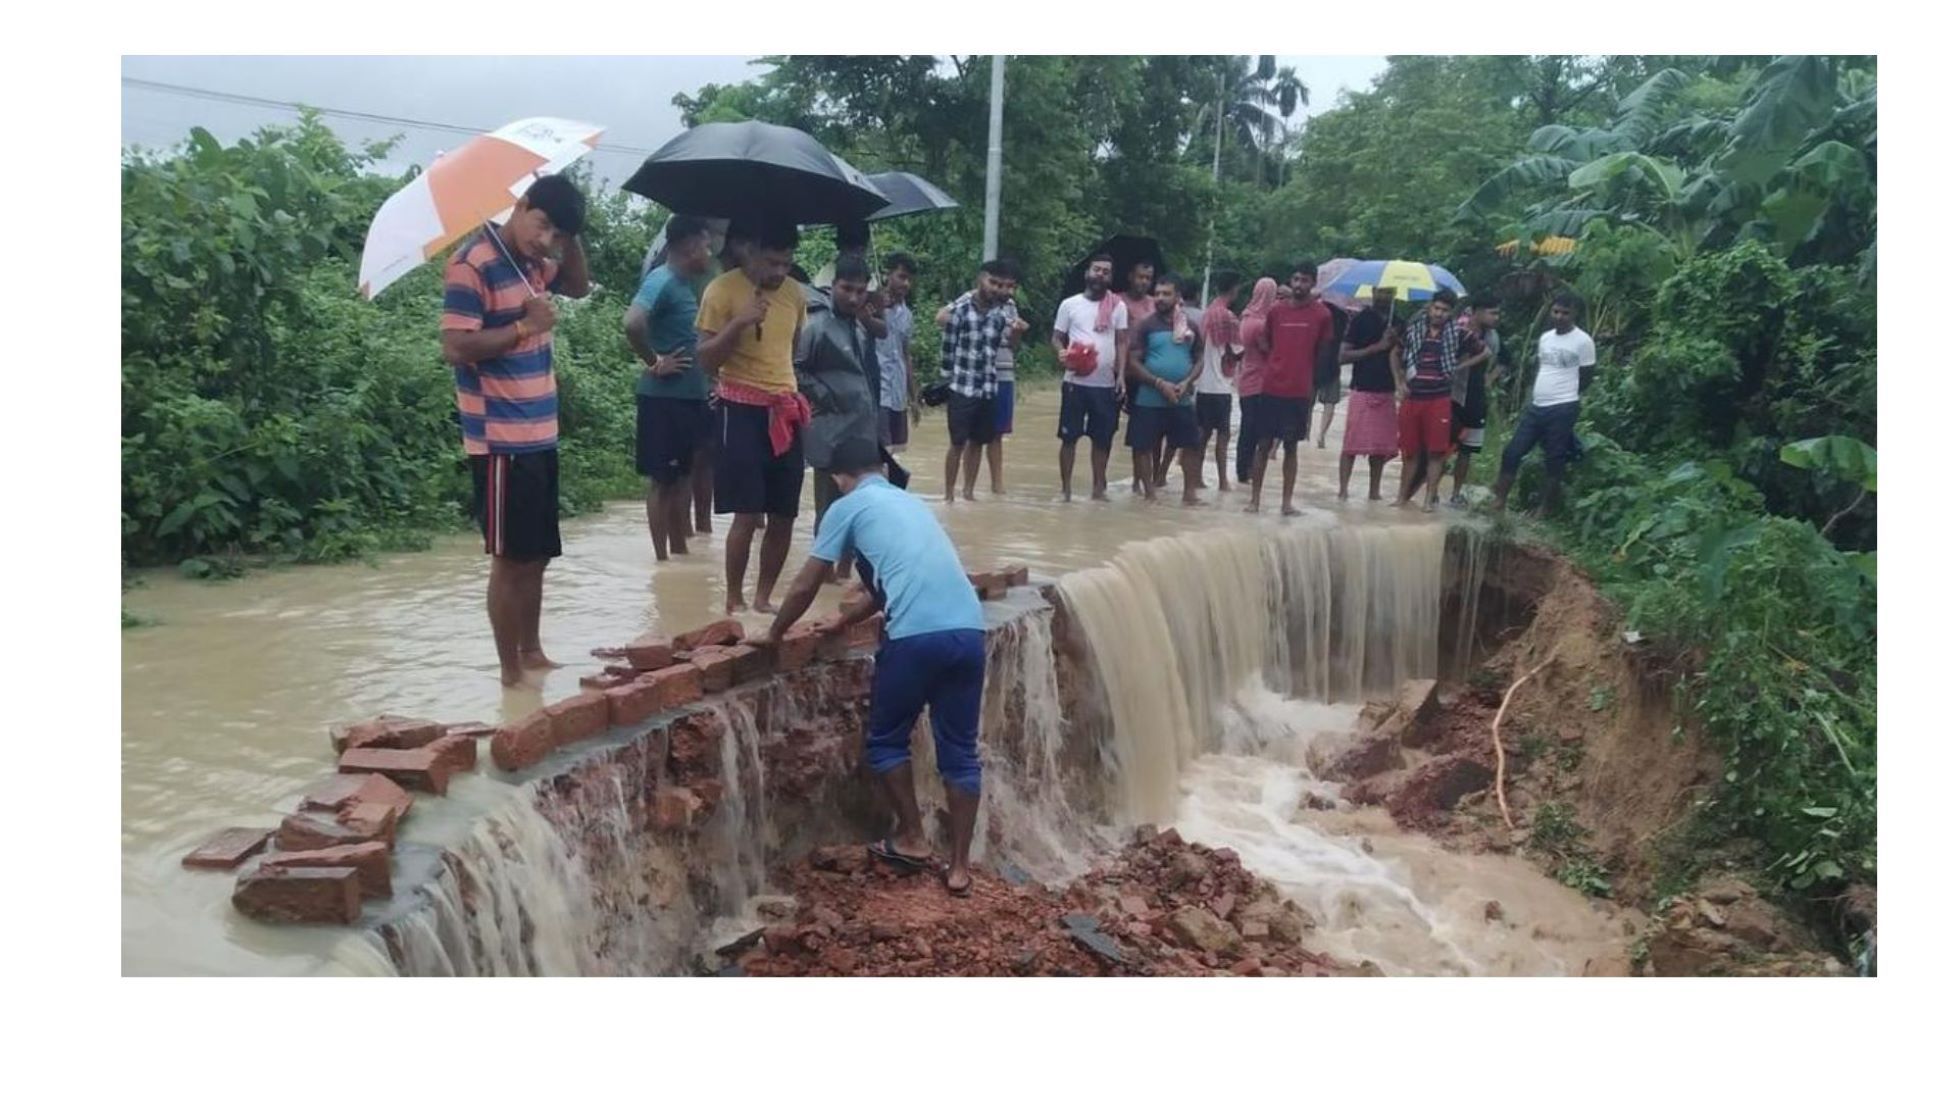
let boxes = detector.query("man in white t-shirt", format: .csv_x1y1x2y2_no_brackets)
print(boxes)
1193,271,1244,492
1492,292,1597,517
1050,253,1130,502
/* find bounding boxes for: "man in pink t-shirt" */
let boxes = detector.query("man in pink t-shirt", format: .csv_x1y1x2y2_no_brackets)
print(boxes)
1246,262,1334,515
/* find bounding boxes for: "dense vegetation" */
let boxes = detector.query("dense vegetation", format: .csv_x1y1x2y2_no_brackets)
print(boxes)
121,56,1875,907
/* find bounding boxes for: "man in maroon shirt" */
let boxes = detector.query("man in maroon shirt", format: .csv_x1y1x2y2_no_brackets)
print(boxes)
1247,261,1335,515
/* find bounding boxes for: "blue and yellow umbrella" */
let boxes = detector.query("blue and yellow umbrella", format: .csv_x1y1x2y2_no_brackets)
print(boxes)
1317,259,1468,311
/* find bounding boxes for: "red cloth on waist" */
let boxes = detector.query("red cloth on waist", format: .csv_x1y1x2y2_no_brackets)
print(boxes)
715,379,812,457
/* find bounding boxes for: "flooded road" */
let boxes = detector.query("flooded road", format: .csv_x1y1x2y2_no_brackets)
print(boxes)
123,382,1452,974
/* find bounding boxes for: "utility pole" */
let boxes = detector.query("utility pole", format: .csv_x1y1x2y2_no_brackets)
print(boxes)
983,54,1005,263
1201,67,1225,304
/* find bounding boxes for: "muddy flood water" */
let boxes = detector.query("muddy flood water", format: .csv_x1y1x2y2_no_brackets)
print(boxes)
124,383,1620,976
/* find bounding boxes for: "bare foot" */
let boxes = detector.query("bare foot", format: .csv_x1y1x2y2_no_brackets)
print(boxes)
1368,493,1384,502
1061,491,1073,503
1337,490,1350,501
1091,491,1110,502
754,597,778,614
1422,500,1438,513
962,490,976,502
1243,501,1262,514
991,483,1005,495
499,666,527,688
1281,505,1303,517
671,542,689,557
727,598,749,615
520,649,563,671
1218,481,1232,493
1182,496,1210,508
696,517,713,535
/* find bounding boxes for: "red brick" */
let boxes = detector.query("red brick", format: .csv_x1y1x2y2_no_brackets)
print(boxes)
233,865,362,925
674,618,745,651
428,733,478,774
846,613,886,647
693,778,726,818
724,644,770,686
260,841,392,899
336,746,450,795
691,648,744,693
545,692,611,748
640,662,704,712
579,671,635,692
278,810,386,851
968,571,1009,600
301,773,414,823
442,721,496,739
182,827,272,870
624,632,675,671
604,680,661,728
332,715,444,754
651,787,705,833
775,623,823,672
1000,563,1030,588
490,709,554,773
337,801,400,846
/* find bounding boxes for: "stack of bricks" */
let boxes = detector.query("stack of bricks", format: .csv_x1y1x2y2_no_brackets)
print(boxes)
968,562,1031,601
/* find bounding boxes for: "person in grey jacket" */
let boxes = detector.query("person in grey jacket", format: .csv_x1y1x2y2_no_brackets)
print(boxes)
798,252,882,581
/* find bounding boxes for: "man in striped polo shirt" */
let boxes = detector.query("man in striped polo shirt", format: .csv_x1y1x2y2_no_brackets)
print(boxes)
440,175,591,687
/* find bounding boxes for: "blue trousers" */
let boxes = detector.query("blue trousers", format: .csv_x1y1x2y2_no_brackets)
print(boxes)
1500,401,1580,481
866,628,986,795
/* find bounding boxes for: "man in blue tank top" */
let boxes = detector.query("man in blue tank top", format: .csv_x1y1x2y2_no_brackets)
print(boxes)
766,437,988,897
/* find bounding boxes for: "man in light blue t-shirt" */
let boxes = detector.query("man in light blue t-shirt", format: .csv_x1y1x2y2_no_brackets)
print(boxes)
766,437,986,898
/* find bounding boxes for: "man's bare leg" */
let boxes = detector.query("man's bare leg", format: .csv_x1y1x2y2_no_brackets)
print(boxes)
663,480,691,556
1213,427,1232,492
690,450,714,535
944,783,981,895
943,443,961,504
1368,455,1389,501
986,438,1005,494
1317,400,1336,448
644,481,669,561
1396,454,1422,506
1179,448,1209,506
753,512,794,612
1153,437,1170,488
1059,439,1078,502
518,560,559,670
1090,444,1112,501
1280,440,1302,516
872,761,933,862
1420,452,1449,511
1246,440,1272,513
1450,450,1474,502
960,444,981,501
487,556,529,686
1337,453,1356,500
1132,448,1157,502
724,513,759,612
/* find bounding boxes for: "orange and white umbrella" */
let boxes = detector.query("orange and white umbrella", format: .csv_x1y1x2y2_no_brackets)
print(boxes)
358,116,604,300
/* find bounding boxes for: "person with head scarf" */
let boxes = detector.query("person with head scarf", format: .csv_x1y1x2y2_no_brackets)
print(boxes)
1233,277,1280,487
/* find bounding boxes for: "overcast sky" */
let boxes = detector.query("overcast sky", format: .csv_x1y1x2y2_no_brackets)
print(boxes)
121,55,1389,185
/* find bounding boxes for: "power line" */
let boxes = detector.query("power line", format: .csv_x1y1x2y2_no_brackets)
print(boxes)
120,76,656,158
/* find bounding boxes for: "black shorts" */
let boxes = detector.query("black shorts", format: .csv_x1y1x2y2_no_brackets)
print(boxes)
471,449,561,561
947,392,999,447
1057,382,1120,448
1452,400,1485,453
882,408,909,448
1125,404,1201,452
1195,392,1232,434
1254,396,1311,446
636,396,711,484
714,400,805,517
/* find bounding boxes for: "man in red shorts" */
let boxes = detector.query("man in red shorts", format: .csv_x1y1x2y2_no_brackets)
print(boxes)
1391,288,1481,512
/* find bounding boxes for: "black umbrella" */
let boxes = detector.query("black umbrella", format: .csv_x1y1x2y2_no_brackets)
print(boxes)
1061,234,1167,299
622,121,889,225
864,171,960,222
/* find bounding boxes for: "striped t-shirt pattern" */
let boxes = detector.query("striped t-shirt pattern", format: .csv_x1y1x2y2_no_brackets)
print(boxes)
442,231,563,455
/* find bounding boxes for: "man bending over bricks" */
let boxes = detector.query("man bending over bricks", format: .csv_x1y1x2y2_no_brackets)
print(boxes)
765,437,987,898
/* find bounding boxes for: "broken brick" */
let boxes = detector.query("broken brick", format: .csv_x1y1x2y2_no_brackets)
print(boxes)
277,810,382,852
691,648,744,693
1000,563,1030,588
260,841,392,900
640,662,704,712
181,827,272,870
337,801,399,846
624,632,675,671
233,865,362,925
334,715,445,754
545,692,611,747
968,570,1009,600
490,709,554,773
337,745,451,795
673,618,744,651
774,623,824,672
579,671,636,692
651,787,706,833
441,721,496,740
427,733,478,774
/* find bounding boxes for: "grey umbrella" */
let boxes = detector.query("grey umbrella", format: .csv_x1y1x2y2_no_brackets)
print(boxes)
864,171,960,222
622,121,888,225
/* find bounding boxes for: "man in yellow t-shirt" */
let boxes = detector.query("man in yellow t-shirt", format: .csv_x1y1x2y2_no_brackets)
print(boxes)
697,218,810,614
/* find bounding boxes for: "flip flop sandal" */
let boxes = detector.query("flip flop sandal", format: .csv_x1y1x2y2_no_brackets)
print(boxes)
943,869,974,898
868,839,933,873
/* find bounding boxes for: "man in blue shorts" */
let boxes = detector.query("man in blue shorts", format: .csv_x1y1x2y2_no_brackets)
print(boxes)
625,214,716,561
766,437,988,898
1125,274,1208,505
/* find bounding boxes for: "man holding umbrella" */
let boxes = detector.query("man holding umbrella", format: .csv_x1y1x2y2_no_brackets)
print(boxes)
439,175,592,687
696,217,811,614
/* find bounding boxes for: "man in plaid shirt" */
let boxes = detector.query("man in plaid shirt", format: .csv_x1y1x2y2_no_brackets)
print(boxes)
938,257,1019,502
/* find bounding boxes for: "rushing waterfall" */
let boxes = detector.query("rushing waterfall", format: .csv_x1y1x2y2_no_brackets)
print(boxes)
1057,522,1453,825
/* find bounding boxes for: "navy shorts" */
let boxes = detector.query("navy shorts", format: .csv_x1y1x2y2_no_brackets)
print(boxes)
1254,395,1311,446
636,396,711,484
882,407,909,448
1195,392,1232,435
1058,381,1120,448
470,449,561,562
867,628,987,795
1125,404,1201,452
714,400,804,517
947,392,998,447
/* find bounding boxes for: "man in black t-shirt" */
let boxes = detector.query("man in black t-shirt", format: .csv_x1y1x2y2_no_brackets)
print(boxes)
1335,287,1402,500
